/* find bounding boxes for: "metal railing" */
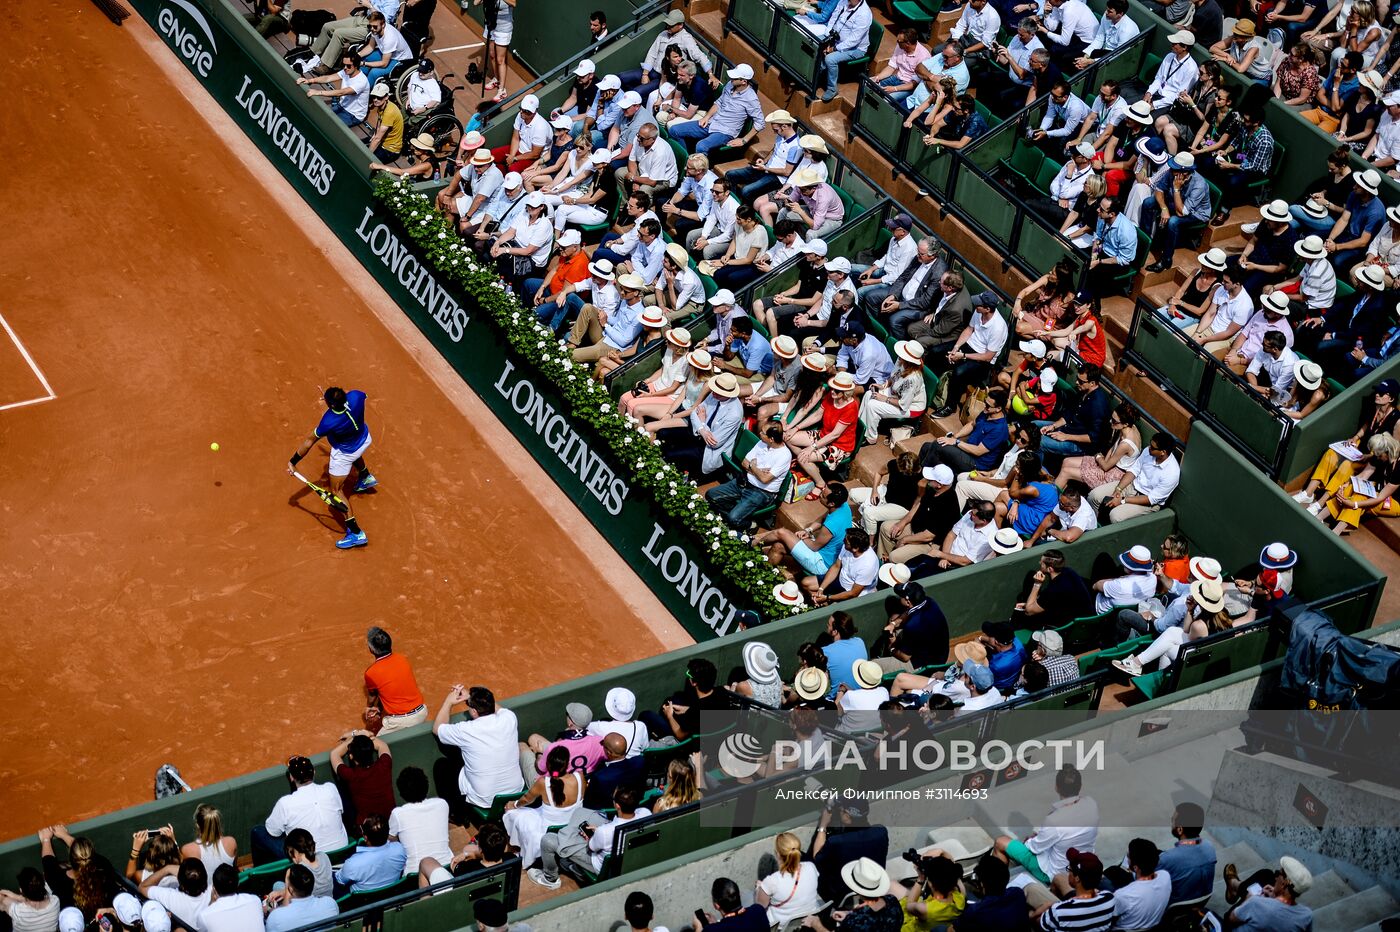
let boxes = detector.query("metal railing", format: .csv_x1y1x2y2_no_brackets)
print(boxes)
724,0,876,98
846,27,1156,280
1121,297,1296,476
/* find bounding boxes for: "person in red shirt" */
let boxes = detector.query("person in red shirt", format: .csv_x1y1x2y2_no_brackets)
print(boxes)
364,627,426,735
330,731,395,829
525,229,591,332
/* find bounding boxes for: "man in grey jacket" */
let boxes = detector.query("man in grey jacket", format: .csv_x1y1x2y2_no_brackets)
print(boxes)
866,237,947,327
906,275,974,357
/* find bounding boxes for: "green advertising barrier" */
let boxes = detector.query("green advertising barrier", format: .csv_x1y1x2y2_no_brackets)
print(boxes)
129,0,783,640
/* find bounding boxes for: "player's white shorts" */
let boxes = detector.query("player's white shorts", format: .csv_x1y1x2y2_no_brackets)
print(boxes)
329,432,372,477
485,23,512,45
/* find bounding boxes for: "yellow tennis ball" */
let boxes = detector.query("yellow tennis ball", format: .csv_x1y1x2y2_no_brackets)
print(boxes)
210,442,220,451
1011,396,1030,416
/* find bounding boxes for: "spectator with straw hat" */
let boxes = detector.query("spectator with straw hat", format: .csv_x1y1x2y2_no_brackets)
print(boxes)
657,372,745,481
568,273,647,364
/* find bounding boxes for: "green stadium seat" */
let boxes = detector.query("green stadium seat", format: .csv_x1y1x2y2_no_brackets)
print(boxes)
1032,155,1061,196
1078,634,1153,675
1132,669,1167,700
468,792,527,825
831,184,857,224
238,859,291,896
892,0,942,30
336,873,419,910
328,837,364,865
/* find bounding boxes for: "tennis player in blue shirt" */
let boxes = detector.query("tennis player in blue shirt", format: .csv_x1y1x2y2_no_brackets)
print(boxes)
287,387,378,549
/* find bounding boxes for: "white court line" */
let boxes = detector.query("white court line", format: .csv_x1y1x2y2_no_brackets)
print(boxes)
432,42,485,52
0,311,56,412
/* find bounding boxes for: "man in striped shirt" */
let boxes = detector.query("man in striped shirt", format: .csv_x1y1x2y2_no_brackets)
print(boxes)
1037,848,1114,930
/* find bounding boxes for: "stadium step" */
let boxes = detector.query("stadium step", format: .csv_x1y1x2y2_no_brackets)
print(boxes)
1201,206,1261,249
1312,885,1400,931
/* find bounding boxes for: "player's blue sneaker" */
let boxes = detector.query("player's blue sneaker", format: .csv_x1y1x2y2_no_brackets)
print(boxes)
335,531,368,549
354,474,379,493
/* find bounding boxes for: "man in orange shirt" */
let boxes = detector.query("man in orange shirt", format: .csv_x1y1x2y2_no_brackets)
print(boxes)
525,229,592,332
364,626,427,735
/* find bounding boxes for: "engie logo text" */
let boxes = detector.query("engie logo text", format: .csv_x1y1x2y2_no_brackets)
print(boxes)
157,0,218,77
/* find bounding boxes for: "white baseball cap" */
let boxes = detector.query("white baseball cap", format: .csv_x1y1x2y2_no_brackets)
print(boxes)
503,171,523,189
521,93,540,112
575,59,596,76
727,63,755,80
800,238,828,257
619,90,643,108
598,74,622,91
1018,339,1048,359
921,464,955,485
826,256,851,273
557,229,581,247
551,115,574,131
709,288,737,305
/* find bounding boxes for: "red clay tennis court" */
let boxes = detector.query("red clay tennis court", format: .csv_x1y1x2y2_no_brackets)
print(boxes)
0,4,685,840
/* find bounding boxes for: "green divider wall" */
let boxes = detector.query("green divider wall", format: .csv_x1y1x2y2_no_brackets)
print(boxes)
1278,356,1400,483
1173,423,1385,632
454,0,655,77
127,0,761,642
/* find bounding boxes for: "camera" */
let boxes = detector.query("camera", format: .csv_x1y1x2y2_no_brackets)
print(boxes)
901,848,937,876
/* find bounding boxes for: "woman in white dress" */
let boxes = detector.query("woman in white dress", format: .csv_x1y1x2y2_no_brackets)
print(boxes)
858,341,928,444
637,349,715,428
620,328,694,416
543,149,612,232
502,746,586,868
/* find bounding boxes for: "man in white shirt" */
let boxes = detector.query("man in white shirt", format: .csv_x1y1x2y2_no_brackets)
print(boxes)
933,294,1008,418
705,423,792,528
1033,82,1091,147
531,786,652,888
1111,840,1173,930
432,685,526,824
494,94,552,173
1034,483,1098,544
405,58,443,116
808,528,880,607
1187,267,1253,348
1219,291,1293,370
917,500,998,571
197,865,265,932
619,123,679,200
950,0,1003,57
1071,79,1129,150
1039,0,1098,64
1244,331,1299,404
689,177,740,259
994,766,1099,884
837,659,891,731
955,660,1004,713
253,756,349,862
1090,544,1157,612
388,767,453,878
1075,0,1139,69
1033,143,1097,223
139,860,212,930
1144,31,1200,117
1088,433,1181,523
359,11,413,87
296,54,370,127
853,213,919,302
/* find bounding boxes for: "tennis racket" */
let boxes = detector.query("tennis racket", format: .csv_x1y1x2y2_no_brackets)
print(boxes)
292,470,350,514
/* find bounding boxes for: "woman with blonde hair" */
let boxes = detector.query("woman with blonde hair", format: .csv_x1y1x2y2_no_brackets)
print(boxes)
1323,431,1400,533
755,831,822,926
181,804,238,877
651,758,702,812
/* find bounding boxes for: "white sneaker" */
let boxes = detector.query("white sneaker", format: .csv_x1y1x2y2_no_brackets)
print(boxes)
526,867,561,889
1112,657,1144,677
1308,501,1325,517
1292,490,1313,504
